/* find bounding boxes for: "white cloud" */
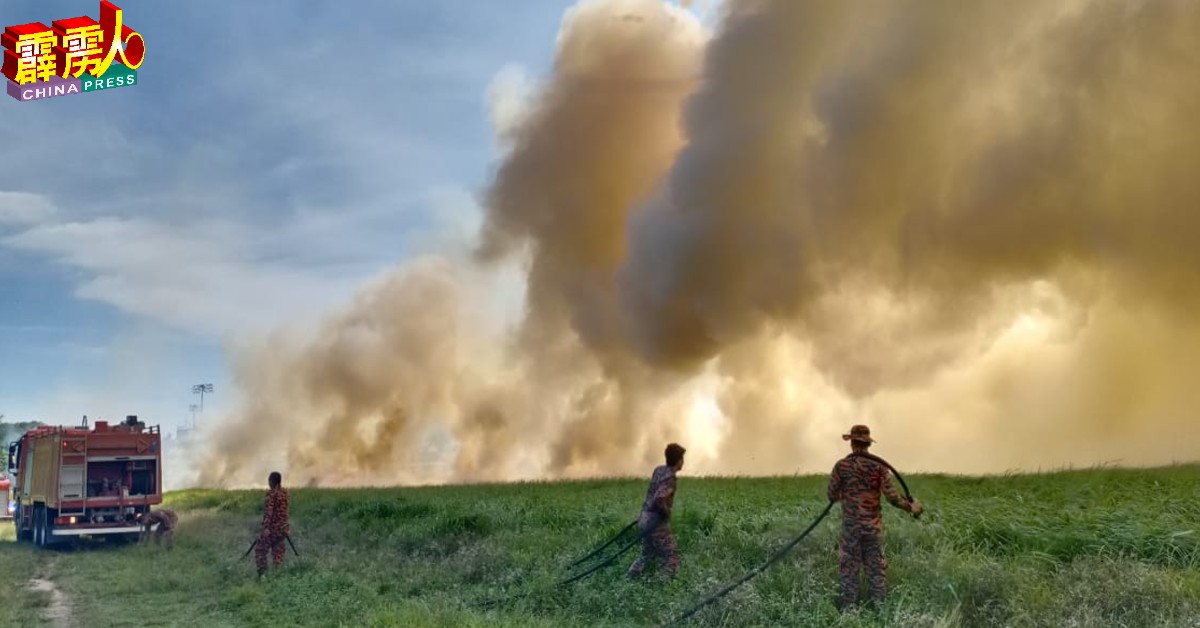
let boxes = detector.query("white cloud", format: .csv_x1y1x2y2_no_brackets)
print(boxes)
0,191,57,227
0,181,506,342
4,214,375,337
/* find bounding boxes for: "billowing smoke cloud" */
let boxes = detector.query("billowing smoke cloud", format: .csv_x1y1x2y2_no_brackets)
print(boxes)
199,0,1200,487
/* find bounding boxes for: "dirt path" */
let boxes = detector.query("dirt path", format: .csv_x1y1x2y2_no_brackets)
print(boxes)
29,571,73,628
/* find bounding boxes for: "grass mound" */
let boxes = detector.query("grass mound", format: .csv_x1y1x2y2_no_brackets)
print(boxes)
1,465,1198,626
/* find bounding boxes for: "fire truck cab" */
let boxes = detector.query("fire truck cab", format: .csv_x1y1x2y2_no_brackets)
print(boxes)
8,416,162,546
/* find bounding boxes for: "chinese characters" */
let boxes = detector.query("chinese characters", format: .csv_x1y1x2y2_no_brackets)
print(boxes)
2,1,145,87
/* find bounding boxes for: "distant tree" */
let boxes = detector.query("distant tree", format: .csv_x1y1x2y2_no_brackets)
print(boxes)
0,419,45,446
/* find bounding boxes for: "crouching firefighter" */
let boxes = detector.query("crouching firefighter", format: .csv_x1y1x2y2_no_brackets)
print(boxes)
627,442,685,580
140,508,178,550
256,471,290,577
827,425,923,611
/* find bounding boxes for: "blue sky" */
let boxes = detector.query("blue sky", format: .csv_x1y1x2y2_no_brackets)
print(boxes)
0,0,580,433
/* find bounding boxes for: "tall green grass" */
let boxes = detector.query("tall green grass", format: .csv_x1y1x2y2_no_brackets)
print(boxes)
1,465,1198,626
0,525,55,627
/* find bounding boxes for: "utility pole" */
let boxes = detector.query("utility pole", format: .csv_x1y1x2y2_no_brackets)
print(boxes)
188,404,199,430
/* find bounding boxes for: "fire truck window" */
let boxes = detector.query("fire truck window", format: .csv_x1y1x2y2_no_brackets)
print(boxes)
130,463,156,496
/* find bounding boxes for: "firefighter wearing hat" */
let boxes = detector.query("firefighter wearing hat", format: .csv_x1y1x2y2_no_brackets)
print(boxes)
827,425,922,610
627,442,686,579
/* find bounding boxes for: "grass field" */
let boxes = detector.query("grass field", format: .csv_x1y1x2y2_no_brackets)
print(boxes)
2,465,1199,627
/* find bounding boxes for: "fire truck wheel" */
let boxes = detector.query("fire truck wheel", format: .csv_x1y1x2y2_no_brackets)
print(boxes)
20,508,33,542
33,505,44,547
16,505,30,542
41,508,55,547
35,505,56,548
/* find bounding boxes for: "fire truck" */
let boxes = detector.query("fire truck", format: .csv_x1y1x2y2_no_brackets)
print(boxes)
6,416,162,547
1,473,12,520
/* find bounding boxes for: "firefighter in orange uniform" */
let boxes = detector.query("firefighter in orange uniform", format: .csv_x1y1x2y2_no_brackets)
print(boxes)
627,443,685,579
139,508,178,550
827,425,923,610
255,471,290,577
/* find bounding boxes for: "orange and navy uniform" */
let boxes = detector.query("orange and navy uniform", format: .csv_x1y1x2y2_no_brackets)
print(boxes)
627,465,680,578
827,453,915,607
255,486,290,573
141,508,178,549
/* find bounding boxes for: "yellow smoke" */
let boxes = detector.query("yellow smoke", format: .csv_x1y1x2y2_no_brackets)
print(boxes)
198,0,1200,487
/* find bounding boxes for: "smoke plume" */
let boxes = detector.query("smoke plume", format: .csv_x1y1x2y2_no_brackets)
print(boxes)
199,0,1200,487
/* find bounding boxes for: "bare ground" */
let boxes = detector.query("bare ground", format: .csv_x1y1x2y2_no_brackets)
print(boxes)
29,567,73,628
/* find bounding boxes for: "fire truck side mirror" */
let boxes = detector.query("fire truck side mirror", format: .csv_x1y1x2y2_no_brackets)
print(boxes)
6,442,17,476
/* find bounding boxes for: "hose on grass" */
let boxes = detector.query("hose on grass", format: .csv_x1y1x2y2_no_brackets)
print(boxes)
662,452,920,625
239,534,301,561
660,501,835,627
559,534,643,586
569,519,638,568
480,525,648,609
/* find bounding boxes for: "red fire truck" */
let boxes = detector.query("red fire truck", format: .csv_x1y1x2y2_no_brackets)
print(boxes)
1,474,12,520
6,416,162,547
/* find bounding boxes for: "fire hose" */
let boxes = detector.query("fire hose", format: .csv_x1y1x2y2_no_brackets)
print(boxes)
480,518,649,609
851,451,920,517
569,519,638,568
661,452,918,626
240,534,301,560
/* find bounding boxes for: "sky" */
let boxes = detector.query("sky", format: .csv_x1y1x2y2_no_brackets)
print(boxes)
5,0,1196,489
0,0,594,435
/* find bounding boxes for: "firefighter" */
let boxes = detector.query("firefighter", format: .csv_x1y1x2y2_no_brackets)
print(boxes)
627,442,685,580
140,508,178,550
827,425,923,610
255,471,290,577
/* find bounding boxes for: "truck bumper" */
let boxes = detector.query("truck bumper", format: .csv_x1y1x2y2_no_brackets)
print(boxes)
51,525,142,536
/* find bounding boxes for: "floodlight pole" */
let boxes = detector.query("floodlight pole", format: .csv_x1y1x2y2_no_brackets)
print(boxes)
191,383,214,412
